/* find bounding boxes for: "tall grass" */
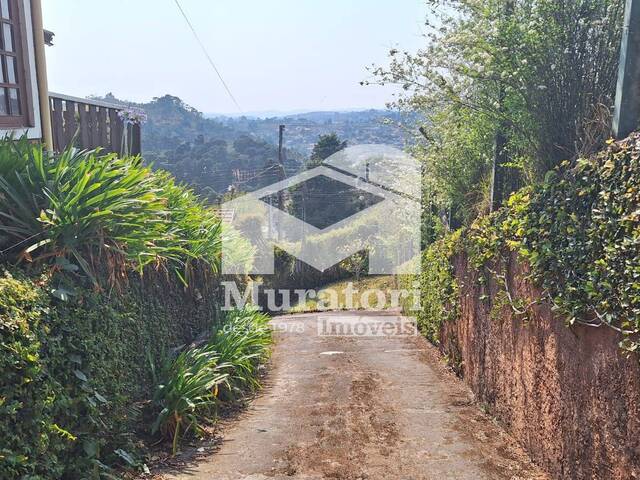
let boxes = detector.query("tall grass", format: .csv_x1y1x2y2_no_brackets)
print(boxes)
150,307,271,454
210,308,271,401
0,138,228,286
150,347,229,455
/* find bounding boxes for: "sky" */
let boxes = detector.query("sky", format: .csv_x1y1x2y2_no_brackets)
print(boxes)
41,0,427,115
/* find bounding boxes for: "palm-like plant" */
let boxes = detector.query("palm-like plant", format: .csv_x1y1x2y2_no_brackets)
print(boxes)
209,308,271,401
0,143,167,279
150,347,229,455
150,308,271,454
157,172,223,284
0,139,226,287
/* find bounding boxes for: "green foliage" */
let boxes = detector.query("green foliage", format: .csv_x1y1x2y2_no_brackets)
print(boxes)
209,308,271,399
150,308,271,455
155,172,224,283
373,0,624,226
307,133,347,168
0,136,241,478
150,347,228,456
0,272,64,479
0,139,224,288
414,230,462,343
0,142,166,283
465,134,640,350
0,267,222,479
414,132,640,356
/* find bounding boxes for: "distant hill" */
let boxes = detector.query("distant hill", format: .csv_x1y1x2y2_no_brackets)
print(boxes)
213,109,411,156
94,94,304,201
92,94,414,202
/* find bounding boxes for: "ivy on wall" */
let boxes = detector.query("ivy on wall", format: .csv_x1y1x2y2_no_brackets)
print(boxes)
0,268,221,479
415,133,640,354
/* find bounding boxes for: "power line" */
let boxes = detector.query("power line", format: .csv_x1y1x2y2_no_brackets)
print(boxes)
173,0,243,113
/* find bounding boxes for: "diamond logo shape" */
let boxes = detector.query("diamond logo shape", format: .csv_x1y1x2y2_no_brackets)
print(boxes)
260,174,384,229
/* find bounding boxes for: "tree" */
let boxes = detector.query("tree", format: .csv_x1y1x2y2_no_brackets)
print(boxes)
307,133,347,168
370,0,625,226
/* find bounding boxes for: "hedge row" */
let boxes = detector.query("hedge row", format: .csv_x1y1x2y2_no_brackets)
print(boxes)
0,267,221,479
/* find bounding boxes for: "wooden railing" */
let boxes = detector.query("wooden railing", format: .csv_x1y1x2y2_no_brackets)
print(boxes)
49,92,141,155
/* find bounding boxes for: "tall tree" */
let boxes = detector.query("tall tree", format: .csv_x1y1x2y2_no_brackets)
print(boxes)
371,0,625,226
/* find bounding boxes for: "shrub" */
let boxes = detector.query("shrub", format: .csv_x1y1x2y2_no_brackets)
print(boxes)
0,266,223,479
150,308,271,455
0,272,65,479
422,134,640,353
150,347,228,456
414,230,461,343
0,137,233,478
209,308,271,400
0,143,167,284
0,139,225,288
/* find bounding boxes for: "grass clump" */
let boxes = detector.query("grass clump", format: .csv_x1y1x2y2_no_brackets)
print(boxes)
150,308,271,455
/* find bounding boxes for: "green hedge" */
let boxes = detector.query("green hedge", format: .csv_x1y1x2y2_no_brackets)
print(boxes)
416,133,640,353
0,138,242,478
412,230,461,344
0,268,221,479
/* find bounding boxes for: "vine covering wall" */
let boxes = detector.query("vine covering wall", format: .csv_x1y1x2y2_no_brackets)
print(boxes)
0,267,221,479
417,132,640,353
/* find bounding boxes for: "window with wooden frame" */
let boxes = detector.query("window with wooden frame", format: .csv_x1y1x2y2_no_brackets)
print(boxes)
0,0,33,128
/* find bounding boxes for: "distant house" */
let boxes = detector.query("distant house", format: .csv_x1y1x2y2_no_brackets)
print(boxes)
0,0,141,154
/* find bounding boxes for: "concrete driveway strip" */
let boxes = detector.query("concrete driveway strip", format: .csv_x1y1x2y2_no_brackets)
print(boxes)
162,311,546,480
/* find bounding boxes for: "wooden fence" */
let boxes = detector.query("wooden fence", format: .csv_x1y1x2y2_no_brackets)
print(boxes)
49,92,141,155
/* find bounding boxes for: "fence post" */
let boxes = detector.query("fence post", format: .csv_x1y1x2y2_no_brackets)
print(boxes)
130,123,142,156
613,0,640,139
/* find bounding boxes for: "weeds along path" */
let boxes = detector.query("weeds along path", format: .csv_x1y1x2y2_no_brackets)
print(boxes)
161,311,546,480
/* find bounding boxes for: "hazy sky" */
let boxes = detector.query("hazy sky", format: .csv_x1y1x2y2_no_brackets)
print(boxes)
41,0,427,114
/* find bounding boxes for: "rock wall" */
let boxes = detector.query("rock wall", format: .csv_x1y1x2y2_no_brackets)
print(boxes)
440,253,640,479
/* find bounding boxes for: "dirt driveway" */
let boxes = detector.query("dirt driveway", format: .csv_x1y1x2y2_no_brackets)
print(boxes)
162,311,546,480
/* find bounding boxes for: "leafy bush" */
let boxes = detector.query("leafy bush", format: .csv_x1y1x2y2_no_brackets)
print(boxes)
493,134,640,349
420,134,640,353
0,137,238,478
150,308,270,454
414,230,461,343
0,139,225,287
0,272,64,479
150,347,228,455
0,266,223,479
0,142,167,283
373,0,624,226
209,308,271,399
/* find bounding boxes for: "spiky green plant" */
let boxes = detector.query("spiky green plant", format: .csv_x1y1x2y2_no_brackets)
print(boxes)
150,308,271,454
0,143,167,280
209,308,271,401
0,139,226,286
150,347,229,456
156,172,223,284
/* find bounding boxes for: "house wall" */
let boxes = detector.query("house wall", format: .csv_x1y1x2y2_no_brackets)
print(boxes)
0,0,42,140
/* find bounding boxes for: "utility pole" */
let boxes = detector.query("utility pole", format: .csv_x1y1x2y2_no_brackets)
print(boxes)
278,125,286,183
276,124,286,241
613,0,640,139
